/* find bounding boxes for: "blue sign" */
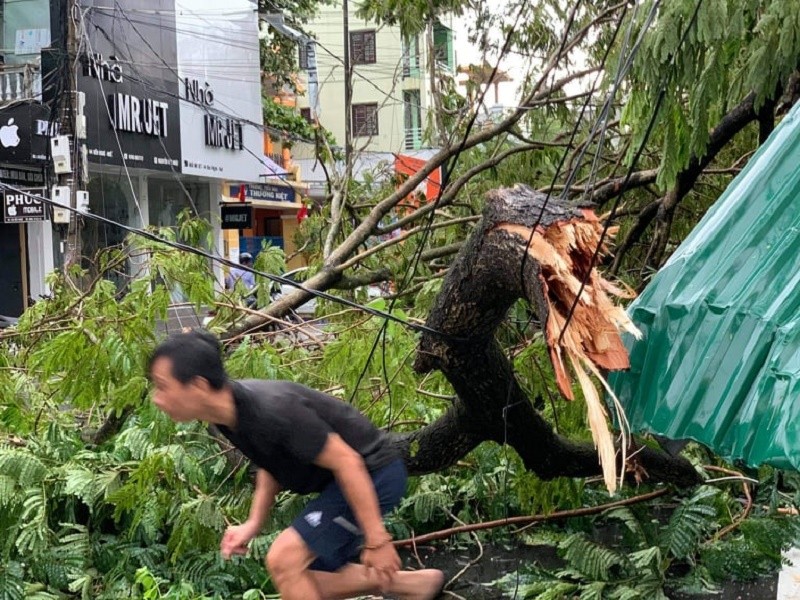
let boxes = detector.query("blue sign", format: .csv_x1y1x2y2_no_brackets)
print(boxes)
232,183,296,204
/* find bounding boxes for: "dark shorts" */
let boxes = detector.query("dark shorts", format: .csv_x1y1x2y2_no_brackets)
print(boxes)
291,458,407,572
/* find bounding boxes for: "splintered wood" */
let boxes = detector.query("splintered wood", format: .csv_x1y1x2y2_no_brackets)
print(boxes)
499,209,641,494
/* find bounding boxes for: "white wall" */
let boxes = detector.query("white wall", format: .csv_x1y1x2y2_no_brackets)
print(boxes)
175,0,265,182
297,1,439,154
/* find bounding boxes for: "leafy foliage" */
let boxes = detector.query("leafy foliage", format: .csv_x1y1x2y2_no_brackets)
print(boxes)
494,483,800,599
6,0,800,593
624,0,800,189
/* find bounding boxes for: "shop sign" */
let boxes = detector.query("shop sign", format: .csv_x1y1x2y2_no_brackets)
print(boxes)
176,0,264,180
2,187,46,223
0,103,51,164
0,165,45,186
221,203,252,229
232,183,296,204
77,0,182,171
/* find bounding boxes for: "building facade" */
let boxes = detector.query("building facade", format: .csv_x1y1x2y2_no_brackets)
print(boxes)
0,0,50,316
295,4,455,155
0,0,305,315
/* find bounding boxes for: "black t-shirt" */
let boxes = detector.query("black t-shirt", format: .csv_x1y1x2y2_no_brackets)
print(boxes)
216,380,399,494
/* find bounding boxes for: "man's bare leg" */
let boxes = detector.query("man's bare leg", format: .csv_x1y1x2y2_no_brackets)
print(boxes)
310,564,445,600
267,527,444,600
265,528,322,600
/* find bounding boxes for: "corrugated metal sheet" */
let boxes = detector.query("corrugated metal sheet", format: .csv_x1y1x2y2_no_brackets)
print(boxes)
609,102,800,469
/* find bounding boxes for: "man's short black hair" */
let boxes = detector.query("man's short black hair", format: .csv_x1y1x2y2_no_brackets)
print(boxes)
149,329,228,390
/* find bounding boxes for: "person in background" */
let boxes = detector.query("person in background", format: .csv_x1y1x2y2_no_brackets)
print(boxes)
148,330,445,600
226,252,257,307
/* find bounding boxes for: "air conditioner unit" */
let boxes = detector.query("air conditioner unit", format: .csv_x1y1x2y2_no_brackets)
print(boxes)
51,135,72,174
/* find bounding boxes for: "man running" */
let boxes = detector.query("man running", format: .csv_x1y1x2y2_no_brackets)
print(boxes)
148,329,444,600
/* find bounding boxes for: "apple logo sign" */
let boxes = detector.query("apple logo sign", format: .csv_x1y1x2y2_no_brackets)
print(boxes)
7,204,16,217
0,118,20,148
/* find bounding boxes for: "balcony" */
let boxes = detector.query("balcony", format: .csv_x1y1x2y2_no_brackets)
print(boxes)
0,63,42,104
404,127,422,150
402,54,421,79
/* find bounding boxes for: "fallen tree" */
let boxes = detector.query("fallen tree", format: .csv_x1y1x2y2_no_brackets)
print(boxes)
390,185,700,489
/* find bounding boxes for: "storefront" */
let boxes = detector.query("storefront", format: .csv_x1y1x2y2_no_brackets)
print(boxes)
0,164,50,315
0,99,53,316
222,181,307,270
75,0,263,288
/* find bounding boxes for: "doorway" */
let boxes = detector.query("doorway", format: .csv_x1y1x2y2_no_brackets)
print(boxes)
0,223,24,316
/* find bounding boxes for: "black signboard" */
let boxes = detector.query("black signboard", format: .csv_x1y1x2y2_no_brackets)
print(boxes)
2,187,46,223
0,164,46,186
78,0,181,171
0,102,52,164
221,203,252,229
232,183,296,204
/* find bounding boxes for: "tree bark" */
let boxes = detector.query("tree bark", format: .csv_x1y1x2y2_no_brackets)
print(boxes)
392,185,700,488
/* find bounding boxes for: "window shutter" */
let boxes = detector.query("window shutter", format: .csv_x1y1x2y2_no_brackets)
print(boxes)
364,31,376,63
352,103,378,136
298,44,308,69
350,31,376,64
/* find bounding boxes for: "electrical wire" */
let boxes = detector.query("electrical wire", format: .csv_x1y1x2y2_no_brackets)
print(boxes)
90,2,440,157
499,4,589,596
90,7,340,178
0,182,460,342
344,0,531,420
85,13,320,146
557,0,705,346
77,7,150,225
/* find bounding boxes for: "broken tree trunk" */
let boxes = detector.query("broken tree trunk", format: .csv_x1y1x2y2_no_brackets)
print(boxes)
392,185,700,489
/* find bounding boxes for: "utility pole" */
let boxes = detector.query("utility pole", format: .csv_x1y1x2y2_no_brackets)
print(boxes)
58,0,86,278
342,0,352,172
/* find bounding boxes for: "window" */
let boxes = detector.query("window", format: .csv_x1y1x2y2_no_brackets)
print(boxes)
402,35,420,78
300,107,313,122
350,30,376,64
352,103,378,137
433,23,454,72
298,43,308,69
403,90,422,150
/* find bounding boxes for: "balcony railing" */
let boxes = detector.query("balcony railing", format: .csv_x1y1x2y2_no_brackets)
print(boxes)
0,63,42,104
402,55,421,79
435,59,453,74
404,127,422,150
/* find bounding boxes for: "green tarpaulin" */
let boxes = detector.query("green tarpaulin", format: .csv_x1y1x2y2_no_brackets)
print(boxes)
610,102,800,470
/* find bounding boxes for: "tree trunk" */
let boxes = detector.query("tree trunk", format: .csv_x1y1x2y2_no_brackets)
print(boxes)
392,185,700,488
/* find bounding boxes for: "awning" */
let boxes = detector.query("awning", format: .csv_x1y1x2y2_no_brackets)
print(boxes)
610,101,800,470
260,154,289,179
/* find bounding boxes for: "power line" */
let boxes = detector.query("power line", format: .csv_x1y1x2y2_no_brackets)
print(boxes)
91,3,437,148
1,182,461,342
86,12,317,169
558,0,705,346
345,0,534,409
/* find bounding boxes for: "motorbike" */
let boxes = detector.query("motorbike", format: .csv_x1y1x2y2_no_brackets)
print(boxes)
0,315,19,329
